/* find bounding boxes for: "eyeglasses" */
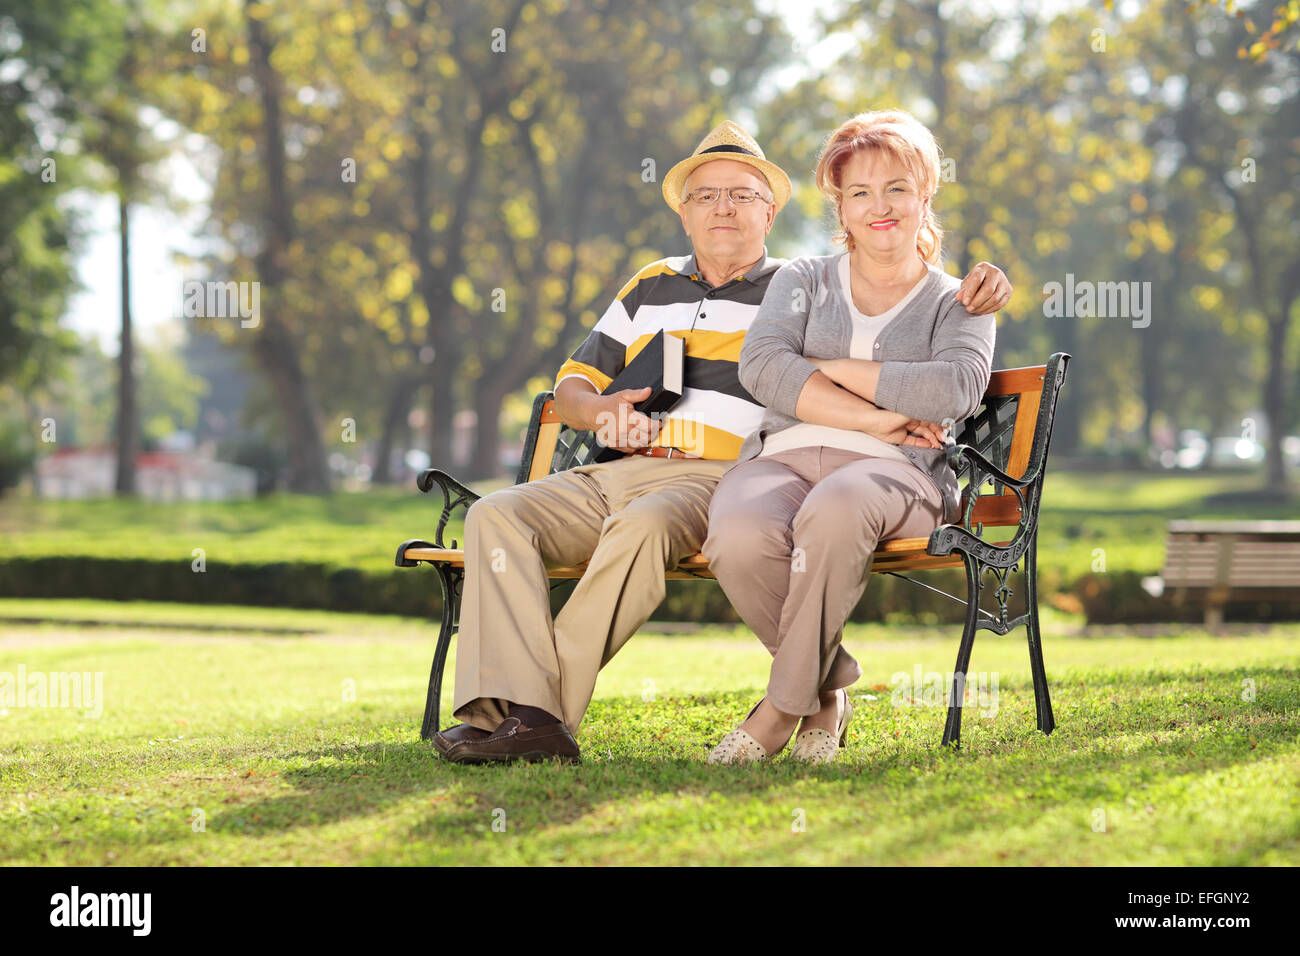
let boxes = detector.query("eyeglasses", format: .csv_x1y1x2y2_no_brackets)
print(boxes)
682,186,772,205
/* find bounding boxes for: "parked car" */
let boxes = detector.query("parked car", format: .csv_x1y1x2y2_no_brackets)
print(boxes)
1165,428,1300,470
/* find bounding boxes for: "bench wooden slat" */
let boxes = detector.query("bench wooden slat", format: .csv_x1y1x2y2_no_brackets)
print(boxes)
969,492,1023,527
402,534,1014,580
1168,575,1300,585
1167,520,1300,536
1166,541,1300,551
986,365,1049,396
1005,385,1042,481
527,420,563,482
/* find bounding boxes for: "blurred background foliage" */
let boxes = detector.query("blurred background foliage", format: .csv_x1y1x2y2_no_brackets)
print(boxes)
0,0,1296,496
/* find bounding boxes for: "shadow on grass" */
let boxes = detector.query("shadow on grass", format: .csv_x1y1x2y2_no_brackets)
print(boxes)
208,665,1300,855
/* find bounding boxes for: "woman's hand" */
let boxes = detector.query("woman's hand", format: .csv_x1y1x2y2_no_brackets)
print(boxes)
900,420,948,448
867,408,947,448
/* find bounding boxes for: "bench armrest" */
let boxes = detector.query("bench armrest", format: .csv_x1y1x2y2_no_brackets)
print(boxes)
945,440,1034,490
416,468,481,550
948,436,1038,529
927,439,1036,569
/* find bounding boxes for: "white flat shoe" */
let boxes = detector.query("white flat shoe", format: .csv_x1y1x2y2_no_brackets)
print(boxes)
708,726,770,765
791,689,853,763
708,697,792,765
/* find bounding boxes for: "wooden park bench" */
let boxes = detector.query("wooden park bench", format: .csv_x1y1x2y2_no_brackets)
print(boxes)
396,351,1071,749
1146,520,1300,628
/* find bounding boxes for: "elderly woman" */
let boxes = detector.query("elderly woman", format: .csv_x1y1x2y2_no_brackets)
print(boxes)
701,109,999,764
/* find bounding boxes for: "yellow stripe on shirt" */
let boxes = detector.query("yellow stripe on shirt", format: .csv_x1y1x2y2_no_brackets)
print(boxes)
626,328,746,364
652,419,744,460
553,359,613,393
615,260,680,302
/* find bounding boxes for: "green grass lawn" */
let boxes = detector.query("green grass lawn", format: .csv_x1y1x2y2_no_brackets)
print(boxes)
2,599,1297,865
0,485,506,575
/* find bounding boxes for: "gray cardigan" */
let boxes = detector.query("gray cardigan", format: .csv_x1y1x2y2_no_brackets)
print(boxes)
735,254,996,525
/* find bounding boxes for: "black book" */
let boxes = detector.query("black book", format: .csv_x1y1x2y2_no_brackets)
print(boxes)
591,330,684,460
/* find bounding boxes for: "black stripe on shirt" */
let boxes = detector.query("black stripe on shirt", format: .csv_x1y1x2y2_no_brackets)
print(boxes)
685,356,757,404
634,273,771,309
567,329,627,382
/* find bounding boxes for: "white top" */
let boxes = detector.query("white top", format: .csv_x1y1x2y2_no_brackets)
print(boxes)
759,253,926,460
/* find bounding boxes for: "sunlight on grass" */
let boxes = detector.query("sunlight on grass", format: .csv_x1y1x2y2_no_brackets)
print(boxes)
2,605,1297,865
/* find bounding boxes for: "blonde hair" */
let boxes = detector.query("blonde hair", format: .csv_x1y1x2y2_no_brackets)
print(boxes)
814,109,944,264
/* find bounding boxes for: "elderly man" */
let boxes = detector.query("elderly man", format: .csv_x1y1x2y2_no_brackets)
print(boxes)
436,121,1011,764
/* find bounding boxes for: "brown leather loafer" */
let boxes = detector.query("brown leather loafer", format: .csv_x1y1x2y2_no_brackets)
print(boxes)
445,717,581,765
432,723,492,756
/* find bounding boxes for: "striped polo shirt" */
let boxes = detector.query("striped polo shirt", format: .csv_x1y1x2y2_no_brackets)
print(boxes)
554,249,783,459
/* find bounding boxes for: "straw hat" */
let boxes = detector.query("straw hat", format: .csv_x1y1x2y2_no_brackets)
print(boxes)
661,120,792,213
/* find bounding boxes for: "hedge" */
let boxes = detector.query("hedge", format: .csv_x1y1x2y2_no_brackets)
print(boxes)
0,556,990,623
2,557,1295,626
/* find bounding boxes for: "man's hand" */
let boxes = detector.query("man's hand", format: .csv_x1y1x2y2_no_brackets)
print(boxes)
955,262,1012,315
591,387,661,452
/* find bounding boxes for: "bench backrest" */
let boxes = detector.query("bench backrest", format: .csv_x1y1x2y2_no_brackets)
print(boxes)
516,352,1071,530
1162,521,1300,588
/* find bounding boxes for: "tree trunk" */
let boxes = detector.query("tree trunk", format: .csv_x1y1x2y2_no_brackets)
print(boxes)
1263,313,1291,496
246,0,330,493
113,191,137,495
1138,253,1162,467
372,376,417,484
926,3,948,128
466,379,509,481
427,369,456,470
249,316,331,492
403,0,526,476
1139,331,1158,464
1052,315,1081,456
408,119,465,472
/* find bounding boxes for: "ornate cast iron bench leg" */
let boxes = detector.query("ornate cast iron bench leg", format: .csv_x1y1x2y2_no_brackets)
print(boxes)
397,468,480,741
942,551,983,748
419,567,575,739
1024,527,1055,736
941,527,1055,748
420,563,463,741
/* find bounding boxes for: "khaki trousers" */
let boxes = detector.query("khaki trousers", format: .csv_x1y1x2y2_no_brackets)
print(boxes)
701,447,945,716
452,454,731,733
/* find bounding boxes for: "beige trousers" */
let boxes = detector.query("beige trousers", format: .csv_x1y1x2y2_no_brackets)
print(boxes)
701,447,946,716
452,454,731,734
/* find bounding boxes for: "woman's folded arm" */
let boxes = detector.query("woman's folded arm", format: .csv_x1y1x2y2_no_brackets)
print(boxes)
820,349,990,425
737,261,820,417
792,372,878,432
873,306,995,424
740,259,995,430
